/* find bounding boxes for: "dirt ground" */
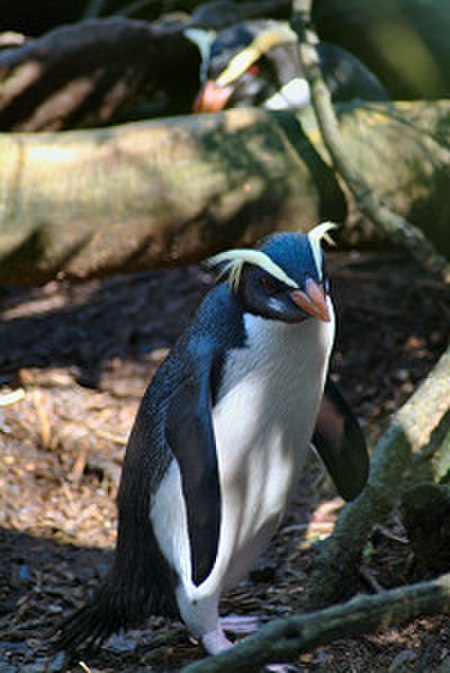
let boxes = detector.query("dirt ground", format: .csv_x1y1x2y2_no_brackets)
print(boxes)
0,251,449,673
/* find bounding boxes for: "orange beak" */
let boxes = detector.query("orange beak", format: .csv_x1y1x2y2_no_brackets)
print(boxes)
289,278,331,322
193,80,234,113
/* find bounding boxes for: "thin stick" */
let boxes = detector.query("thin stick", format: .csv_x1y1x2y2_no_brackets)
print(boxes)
113,0,157,17
83,0,109,19
294,11,450,282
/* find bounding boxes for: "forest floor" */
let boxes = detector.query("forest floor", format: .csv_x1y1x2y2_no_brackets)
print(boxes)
0,251,449,673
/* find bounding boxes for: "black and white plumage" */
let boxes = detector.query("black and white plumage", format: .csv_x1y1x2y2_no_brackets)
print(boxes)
54,223,369,656
189,19,388,113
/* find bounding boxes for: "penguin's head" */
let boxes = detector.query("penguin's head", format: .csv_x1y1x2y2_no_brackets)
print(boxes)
208,222,336,323
189,18,389,114
191,20,308,113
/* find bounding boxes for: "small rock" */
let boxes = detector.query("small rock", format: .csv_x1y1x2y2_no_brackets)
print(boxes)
46,651,67,673
18,564,32,581
106,633,138,652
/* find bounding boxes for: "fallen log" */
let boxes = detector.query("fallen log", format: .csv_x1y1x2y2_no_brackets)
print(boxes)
0,101,449,284
0,106,344,284
0,17,201,131
0,1,291,131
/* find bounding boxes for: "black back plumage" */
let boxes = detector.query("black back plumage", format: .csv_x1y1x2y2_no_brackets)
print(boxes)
52,285,246,651
202,19,388,108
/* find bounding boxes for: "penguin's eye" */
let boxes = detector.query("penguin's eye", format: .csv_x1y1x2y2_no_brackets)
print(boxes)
259,275,277,292
247,63,260,77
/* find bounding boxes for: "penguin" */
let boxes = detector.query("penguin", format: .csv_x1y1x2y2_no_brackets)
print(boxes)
54,223,369,657
189,19,389,113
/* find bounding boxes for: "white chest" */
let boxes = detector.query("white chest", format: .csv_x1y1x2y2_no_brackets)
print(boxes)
214,309,335,479
211,307,335,587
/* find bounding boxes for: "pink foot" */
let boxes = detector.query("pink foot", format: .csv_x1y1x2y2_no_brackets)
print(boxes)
220,614,261,634
219,618,298,672
201,627,233,655
202,620,297,672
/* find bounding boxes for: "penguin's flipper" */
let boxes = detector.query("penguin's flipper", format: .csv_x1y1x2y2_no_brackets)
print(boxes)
166,370,221,586
313,377,369,501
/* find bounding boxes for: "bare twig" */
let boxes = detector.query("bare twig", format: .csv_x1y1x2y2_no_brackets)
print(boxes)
114,0,158,17
83,0,109,19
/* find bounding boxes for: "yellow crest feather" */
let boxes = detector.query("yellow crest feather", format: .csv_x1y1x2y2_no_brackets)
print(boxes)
307,221,339,247
207,248,298,293
217,22,297,88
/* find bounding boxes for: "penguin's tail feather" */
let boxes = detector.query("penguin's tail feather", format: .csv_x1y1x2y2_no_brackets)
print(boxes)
50,577,139,652
50,514,179,653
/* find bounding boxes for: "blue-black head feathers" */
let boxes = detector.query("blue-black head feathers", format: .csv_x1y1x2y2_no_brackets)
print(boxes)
208,223,336,323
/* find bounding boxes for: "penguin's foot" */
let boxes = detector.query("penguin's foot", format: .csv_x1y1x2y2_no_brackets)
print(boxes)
264,663,301,673
201,622,299,672
201,626,233,655
220,614,261,634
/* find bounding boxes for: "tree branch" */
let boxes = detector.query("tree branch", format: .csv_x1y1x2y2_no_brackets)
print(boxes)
294,13,450,283
181,573,450,673
304,344,450,610
83,0,109,19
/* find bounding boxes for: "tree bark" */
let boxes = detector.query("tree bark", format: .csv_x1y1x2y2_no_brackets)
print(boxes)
0,101,449,284
181,573,450,673
0,107,345,284
303,344,450,611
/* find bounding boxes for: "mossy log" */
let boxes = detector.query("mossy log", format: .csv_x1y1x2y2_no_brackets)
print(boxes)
0,3,291,131
303,343,450,610
0,101,449,284
0,108,344,283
